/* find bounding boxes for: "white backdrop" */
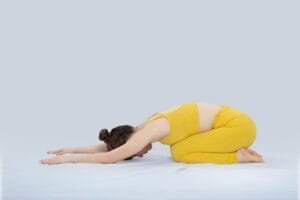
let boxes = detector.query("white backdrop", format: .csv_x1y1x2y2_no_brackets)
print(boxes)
0,1,299,199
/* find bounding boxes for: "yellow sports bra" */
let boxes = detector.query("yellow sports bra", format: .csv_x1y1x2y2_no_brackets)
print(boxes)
143,101,200,145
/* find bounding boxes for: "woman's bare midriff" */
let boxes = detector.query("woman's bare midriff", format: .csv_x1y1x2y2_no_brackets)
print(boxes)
196,102,221,132
137,102,222,142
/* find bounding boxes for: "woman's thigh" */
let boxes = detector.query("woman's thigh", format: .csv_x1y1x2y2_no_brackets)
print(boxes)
171,126,256,156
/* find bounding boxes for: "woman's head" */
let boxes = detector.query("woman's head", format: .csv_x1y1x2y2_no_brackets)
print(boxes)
98,125,152,160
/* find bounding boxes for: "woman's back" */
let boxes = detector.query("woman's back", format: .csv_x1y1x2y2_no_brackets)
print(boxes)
196,102,221,132
137,101,222,144
41,100,263,165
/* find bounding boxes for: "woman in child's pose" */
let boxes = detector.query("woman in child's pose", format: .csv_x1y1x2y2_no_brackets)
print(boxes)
40,101,263,165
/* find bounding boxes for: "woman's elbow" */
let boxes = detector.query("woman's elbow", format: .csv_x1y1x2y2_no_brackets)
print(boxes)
91,153,117,164
104,154,121,164
105,158,118,164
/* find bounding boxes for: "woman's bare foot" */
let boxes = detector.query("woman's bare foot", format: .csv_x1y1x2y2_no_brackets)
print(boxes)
236,148,264,163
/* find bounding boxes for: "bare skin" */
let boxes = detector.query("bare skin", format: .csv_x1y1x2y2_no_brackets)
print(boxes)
42,144,262,164
135,101,264,164
236,148,264,163
41,134,152,164
40,101,263,164
45,142,151,158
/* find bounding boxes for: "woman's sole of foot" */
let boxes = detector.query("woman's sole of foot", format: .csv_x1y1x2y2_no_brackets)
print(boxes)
237,148,264,163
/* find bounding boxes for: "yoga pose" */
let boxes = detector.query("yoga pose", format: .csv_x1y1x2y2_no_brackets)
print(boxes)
40,101,263,165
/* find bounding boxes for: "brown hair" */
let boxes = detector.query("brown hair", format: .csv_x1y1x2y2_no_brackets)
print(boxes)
99,125,135,160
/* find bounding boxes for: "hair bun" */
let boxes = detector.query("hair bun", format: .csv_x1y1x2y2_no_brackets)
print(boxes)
99,128,109,141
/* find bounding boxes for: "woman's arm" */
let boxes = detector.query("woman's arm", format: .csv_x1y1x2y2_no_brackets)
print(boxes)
40,152,112,164
136,112,159,131
73,143,108,153
41,128,154,165
41,120,163,165
47,143,108,155
106,128,154,163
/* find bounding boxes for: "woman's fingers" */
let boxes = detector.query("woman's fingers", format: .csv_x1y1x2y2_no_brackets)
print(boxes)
40,155,65,165
40,158,53,164
47,149,59,154
47,148,64,155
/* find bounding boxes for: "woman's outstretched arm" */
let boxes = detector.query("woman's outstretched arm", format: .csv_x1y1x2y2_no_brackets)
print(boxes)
40,122,158,165
40,131,152,164
40,152,112,164
47,143,108,155
40,119,164,165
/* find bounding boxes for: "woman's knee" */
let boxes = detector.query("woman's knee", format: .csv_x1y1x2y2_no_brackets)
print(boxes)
245,129,256,147
170,143,186,162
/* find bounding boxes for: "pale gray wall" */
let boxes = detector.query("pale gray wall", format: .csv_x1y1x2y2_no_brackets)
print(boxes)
1,0,299,155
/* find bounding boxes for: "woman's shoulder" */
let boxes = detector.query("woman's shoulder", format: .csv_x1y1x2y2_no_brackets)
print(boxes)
140,117,170,142
137,111,163,128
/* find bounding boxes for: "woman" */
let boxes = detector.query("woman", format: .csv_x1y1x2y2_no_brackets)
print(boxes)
40,101,263,165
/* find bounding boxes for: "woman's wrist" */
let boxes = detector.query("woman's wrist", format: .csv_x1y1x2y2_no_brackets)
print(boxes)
63,147,74,154
64,155,77,163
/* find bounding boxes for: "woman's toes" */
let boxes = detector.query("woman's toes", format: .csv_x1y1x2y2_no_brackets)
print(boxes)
249,153,264,162
247,149,263,158
253,155,264,162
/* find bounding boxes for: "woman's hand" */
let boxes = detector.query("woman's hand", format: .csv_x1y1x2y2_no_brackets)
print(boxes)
40,155,66,165
47,147,74,155
40,153,113,164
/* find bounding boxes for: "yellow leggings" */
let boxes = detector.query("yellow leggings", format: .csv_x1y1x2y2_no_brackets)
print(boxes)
170,105,257,164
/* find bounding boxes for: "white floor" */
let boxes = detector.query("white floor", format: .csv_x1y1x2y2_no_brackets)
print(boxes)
1,133,298,200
